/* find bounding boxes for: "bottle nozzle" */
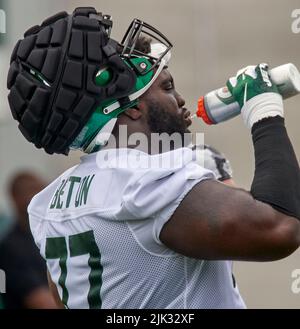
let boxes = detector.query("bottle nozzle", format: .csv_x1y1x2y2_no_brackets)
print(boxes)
196,96,214,125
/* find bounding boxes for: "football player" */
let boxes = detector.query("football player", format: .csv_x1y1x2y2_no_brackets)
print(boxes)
7,7,300,308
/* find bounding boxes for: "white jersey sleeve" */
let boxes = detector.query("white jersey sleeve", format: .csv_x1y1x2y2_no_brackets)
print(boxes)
114,147,214,218
122,160,214,244
109,148,215,251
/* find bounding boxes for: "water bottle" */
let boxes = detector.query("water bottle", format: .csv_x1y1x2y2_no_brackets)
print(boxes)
193,63,300,125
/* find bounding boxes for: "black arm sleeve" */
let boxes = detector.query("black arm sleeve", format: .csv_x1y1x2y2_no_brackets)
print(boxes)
250,116,300,220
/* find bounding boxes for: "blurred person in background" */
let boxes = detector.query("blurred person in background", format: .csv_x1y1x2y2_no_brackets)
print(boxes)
0,171,57,309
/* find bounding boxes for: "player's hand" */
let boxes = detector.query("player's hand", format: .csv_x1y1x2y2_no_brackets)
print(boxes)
226,63,284,129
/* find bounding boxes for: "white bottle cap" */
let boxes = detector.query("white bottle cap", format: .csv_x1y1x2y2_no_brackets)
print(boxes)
270,63,300,99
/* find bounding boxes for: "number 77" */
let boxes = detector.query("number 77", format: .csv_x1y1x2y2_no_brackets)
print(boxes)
46,230,102,309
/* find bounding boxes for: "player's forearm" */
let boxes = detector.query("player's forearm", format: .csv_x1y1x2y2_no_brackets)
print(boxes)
250,116,300,220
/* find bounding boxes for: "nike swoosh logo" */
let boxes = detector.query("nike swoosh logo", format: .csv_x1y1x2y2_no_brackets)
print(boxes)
243,82,248,105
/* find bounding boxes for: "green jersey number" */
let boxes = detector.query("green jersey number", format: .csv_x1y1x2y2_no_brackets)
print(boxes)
46,230,102,309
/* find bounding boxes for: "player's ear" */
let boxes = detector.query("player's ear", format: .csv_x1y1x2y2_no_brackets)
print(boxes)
123,107,142,120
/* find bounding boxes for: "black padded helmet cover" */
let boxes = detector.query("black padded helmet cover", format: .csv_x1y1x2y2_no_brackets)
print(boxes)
7,7,136,154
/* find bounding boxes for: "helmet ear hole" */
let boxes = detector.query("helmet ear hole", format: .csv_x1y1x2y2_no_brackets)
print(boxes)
95,67,113,86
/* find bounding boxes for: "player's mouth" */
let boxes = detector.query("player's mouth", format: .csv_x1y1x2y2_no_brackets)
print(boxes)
183,108,192,127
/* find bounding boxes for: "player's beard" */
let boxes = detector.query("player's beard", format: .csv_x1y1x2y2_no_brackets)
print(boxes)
146,99,189,137
146,99,192,152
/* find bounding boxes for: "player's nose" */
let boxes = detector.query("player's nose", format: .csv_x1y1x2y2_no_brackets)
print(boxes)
175,91,185,108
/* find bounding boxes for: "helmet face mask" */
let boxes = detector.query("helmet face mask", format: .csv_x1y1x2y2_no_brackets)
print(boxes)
7,7,172,155
120,19,173,75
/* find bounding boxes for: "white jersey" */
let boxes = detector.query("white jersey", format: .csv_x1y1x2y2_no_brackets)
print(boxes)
28,147,246,309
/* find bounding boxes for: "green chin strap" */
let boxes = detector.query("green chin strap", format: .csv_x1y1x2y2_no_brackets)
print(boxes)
70,57,154,152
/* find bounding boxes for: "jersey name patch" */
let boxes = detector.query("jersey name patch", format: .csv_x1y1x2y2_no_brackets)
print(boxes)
50,175,95,209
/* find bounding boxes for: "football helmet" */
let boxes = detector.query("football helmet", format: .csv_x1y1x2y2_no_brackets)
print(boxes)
7,7,172,154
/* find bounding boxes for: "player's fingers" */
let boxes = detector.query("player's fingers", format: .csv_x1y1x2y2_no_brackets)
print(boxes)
255,63,273,87
236,65,257,80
